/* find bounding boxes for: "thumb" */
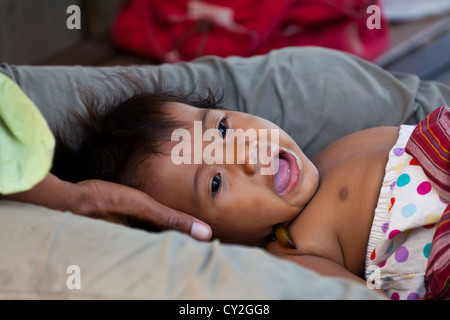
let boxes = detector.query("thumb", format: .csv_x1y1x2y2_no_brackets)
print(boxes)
163,210,213,241
129,192,212,241
82,180,213,241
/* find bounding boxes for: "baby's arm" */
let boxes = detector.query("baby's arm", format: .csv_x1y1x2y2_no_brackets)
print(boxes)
279,254,365,284
265,238,386,296
275,253,387,297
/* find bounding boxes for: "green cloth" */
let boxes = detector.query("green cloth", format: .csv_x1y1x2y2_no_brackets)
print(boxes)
0,73,55,195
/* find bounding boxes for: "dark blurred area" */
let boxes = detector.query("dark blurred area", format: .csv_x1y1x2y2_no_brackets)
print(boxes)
0,0,449,84
0,0,146,65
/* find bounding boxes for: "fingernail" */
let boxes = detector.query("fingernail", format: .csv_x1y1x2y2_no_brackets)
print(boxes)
190,222,211,241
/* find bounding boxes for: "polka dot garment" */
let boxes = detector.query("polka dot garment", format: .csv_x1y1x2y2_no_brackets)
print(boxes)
365,125,448,300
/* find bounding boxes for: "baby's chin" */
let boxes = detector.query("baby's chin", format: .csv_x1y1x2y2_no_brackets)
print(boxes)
289,164,319,214
302,169,320,204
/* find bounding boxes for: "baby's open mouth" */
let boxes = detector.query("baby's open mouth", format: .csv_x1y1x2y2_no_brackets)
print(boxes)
273,150,300,194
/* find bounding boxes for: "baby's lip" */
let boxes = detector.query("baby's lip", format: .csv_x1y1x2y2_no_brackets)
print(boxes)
272,148,301,195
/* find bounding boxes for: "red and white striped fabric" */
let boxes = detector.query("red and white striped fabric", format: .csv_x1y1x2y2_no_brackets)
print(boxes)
406,106,450,300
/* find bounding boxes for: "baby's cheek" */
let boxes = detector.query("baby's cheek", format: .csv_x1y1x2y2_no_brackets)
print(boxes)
240,194,279,223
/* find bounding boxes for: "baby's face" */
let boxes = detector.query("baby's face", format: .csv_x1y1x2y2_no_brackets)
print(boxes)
138,102,319,245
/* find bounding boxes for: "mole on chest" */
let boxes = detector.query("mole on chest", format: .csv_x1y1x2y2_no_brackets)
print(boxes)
339,187,349,201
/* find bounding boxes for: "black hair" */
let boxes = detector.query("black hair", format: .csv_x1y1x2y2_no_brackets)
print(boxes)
51,74,224,189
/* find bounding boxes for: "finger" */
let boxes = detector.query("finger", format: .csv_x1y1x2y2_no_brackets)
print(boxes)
117,186,212,241
88,180,213,241
165,210,212,241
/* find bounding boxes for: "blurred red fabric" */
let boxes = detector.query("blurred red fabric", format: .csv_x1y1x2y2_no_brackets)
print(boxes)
111,0,390,62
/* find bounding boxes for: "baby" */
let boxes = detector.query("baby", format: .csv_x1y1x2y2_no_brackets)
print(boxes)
54,85,449,300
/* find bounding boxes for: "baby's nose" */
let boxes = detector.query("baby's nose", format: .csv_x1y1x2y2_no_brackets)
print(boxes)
225,136,257,175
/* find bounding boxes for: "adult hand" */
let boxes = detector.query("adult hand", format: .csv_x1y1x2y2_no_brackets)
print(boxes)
74,179,212,241
1,173,212,241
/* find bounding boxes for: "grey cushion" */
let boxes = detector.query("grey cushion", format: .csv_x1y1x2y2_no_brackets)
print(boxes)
3,47,449,158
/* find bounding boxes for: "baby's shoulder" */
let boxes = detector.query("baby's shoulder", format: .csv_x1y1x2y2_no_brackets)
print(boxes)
313,126,399,172
311,126,399,213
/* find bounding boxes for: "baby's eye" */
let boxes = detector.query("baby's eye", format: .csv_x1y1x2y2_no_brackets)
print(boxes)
211,174,221,196
218,118,228,138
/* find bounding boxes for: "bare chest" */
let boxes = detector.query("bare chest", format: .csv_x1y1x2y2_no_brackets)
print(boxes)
268,127,399,277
